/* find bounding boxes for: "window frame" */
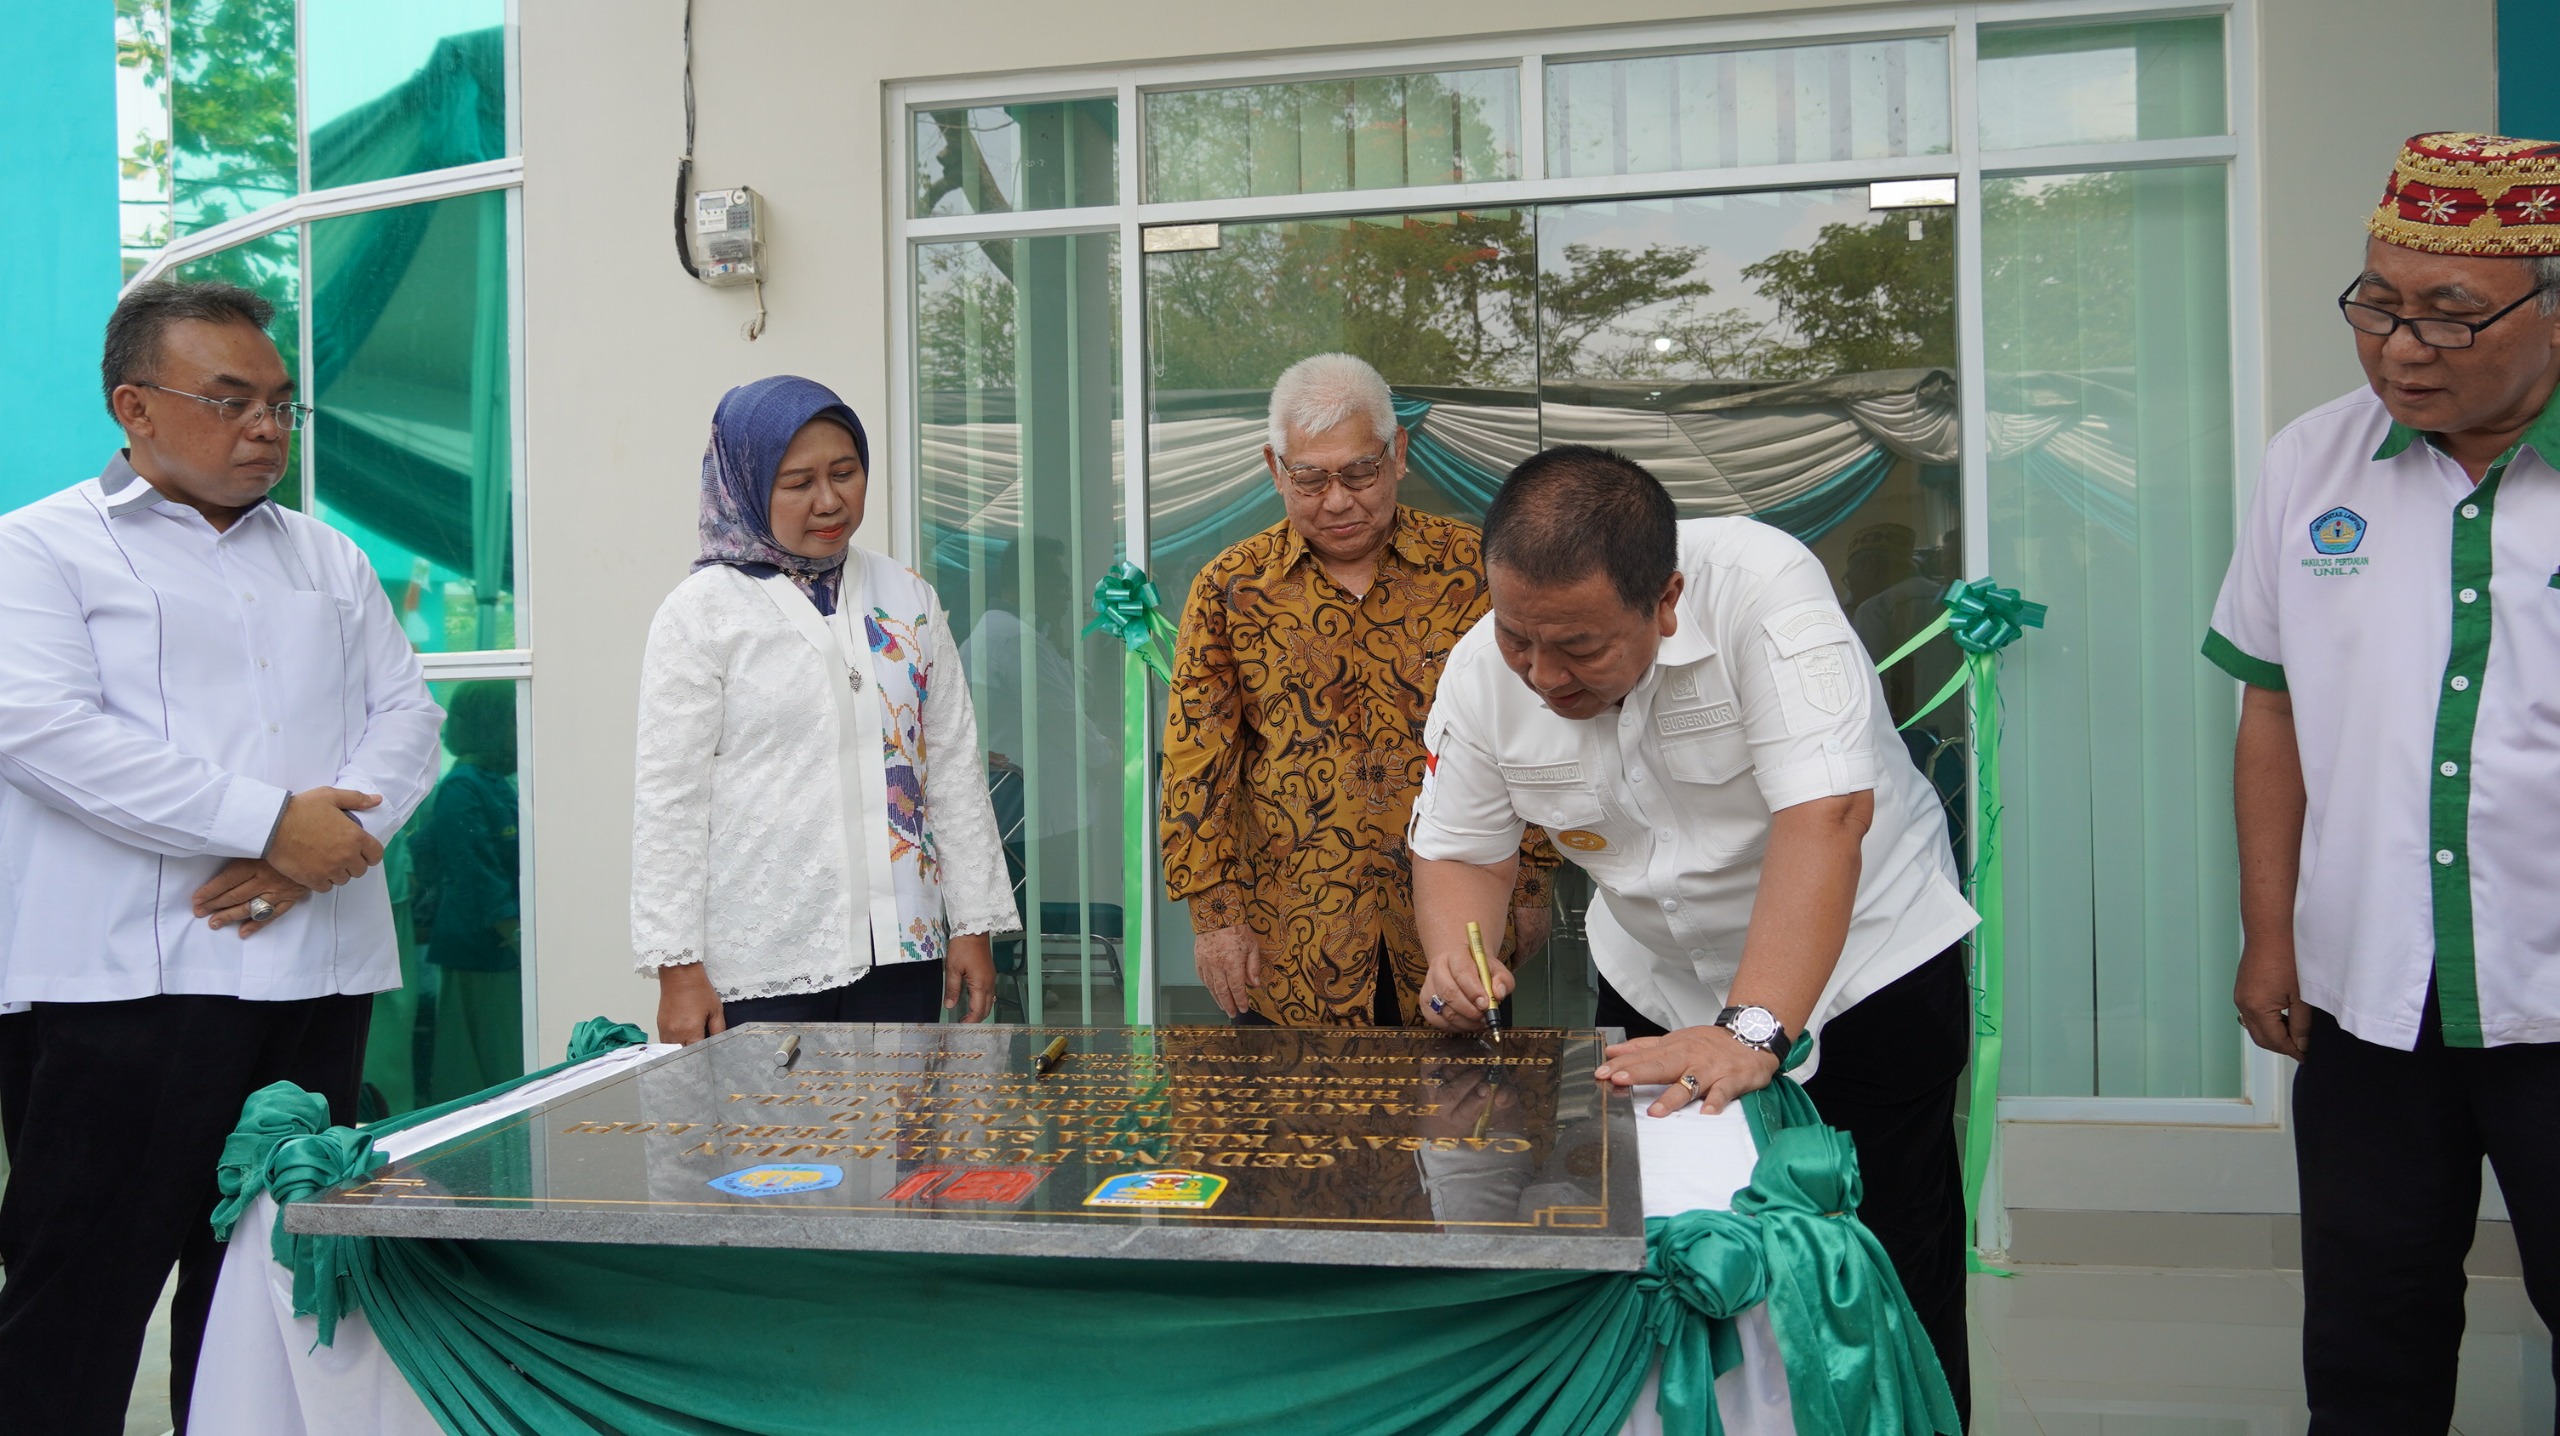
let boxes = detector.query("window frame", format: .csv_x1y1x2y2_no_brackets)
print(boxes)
889,0,2269,1122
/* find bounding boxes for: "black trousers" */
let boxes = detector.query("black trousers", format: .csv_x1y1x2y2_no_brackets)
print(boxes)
1598,945,1973,1430
720,958,947,1027
0,992,371,1435
2294,1001,2560,1433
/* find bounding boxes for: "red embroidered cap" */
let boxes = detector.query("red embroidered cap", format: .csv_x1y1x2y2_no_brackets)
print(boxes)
2369,132,2560,256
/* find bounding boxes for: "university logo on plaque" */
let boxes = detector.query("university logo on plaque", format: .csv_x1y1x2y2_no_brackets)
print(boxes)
708,1164,845,1197
1083,1170,1228,1211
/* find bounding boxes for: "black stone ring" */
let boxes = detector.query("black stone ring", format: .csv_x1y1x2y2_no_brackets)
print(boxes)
247,896,278,923
1678,1073,1700,1093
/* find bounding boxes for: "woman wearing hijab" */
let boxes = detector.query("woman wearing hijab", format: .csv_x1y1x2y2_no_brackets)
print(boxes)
631,376,1016,1039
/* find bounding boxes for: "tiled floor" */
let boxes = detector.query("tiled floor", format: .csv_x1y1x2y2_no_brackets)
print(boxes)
122,1260,2557,1433
126,1271,174,1436
1971,1265,2556,1435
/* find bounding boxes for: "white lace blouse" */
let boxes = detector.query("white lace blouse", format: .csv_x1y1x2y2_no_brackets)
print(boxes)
629,560,1019,1001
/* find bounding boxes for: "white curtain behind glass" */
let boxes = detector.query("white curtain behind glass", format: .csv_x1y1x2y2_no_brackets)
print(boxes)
1986,165,2242,1099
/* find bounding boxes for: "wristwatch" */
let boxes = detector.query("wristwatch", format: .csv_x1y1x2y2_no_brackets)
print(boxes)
1714,1004,1789,1058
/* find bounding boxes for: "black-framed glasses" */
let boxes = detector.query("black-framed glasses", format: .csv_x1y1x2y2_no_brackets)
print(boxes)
138,383,314,432
1278,441,1394,498
2337,279,2553,351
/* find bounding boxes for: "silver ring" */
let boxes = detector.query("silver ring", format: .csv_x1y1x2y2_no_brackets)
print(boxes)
246,896,277,923
1678,1073,1700,1092
1427,994,1447,1015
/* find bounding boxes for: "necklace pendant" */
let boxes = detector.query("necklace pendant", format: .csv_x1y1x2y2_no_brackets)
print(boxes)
848,669,864,692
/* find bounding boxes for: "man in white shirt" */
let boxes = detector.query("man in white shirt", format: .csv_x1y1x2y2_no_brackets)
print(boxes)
0,280,441,1432
2208,132,2560,1430
1409,446,1978,1422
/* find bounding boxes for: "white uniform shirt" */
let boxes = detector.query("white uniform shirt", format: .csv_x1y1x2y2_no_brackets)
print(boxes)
1409,518,1978,1046
0,455,443,1005
2207,388,2560,1050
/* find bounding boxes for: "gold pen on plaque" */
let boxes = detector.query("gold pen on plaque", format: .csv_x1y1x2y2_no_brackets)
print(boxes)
1465,920,1503,1043
772,1032,800,1073
1033,1035,1070,1078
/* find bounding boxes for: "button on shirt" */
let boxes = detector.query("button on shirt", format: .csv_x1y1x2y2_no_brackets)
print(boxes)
0,455,443,1004
2206,388,2560,1050
1409,517,1978,1042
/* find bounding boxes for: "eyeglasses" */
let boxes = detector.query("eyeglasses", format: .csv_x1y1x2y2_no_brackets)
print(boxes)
2337,279,2553,351
1278,441,1394,498
138,383,314,432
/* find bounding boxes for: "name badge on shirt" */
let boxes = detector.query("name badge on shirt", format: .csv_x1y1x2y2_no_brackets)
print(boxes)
1658,703,1738,737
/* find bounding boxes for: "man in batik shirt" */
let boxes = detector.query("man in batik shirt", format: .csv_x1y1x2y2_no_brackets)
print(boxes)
1161,353,1554,1026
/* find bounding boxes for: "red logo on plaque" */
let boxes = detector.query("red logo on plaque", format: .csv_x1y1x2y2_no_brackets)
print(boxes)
882,1165,1050,1205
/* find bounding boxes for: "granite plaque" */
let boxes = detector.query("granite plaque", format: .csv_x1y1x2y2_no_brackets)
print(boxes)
289,1024,1643,1271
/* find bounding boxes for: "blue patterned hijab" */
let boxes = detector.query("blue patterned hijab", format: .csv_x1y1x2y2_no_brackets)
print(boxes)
693,375,870,614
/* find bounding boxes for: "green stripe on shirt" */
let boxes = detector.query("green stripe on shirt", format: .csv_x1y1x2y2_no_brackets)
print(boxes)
2202,628,2286,690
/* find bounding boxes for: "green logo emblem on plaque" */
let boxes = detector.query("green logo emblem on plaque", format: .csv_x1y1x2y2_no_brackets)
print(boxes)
1083,1169,1228,1211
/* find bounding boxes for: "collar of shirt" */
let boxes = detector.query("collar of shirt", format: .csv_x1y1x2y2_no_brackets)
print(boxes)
1277,503,1442,580
2370,386,2560,466
1653,602,1715,670
96,449,275,530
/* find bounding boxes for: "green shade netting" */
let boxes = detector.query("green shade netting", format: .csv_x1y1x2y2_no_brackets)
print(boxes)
218,1024,1956,1436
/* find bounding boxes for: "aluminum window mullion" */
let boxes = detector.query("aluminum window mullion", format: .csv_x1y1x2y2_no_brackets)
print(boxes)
1950,6,2004,1254
1981,136,2239,177
2223,0,2277,1125
1517,55,1548,180
1117,75,1157,1026
906,208,1123,240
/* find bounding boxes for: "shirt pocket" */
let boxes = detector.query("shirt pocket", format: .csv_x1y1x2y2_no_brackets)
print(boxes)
1655,721,1752,786
1500,771,1633,869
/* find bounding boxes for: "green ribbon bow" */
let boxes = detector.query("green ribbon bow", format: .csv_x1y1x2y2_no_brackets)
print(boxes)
1081,560,1178,682
211,1081,385,1344
210,1017,652,1346
1941,577,2048,656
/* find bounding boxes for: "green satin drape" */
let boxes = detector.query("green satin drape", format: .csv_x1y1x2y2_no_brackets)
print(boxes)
216,1030,1955,1436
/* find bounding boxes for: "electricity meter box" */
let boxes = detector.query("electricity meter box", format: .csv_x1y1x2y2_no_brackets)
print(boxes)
689,186,764,286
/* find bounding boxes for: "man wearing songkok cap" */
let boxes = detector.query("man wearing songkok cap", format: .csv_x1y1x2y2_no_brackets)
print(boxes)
2206,132,2560,1429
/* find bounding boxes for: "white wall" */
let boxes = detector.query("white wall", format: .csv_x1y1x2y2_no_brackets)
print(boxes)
517,0,2497,1220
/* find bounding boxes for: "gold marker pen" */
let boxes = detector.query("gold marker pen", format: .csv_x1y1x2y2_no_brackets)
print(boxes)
1465,921,1504,1042
1033,1035,1070,1077
772,1032,800,1072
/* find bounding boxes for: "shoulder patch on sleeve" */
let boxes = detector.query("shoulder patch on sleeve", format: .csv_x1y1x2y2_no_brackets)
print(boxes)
1762,599,1853,658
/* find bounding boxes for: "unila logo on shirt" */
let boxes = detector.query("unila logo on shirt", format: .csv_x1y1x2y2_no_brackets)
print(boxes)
2310,507,2368,556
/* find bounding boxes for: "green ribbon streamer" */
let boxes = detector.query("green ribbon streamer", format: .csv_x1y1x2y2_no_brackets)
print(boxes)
1870,576,2043,1275
1957,655,2009,1278
1084,559,1179,1026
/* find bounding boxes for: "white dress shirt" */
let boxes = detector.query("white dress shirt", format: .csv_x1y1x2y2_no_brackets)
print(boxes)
2208,388,2560,1050
1409,518,1977,1049
0,454,443,1005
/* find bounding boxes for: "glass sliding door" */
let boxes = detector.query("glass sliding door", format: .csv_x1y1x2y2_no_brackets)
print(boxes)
1984,165,2240,1099
1538,188,1965,754
916,232,1126,1026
